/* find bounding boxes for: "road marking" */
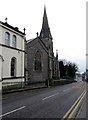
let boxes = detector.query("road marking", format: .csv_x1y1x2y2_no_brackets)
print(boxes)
68,92,86,118
42,88,71,100
61,90,86,119
63,88,70,92
42,93,59,100
0,106,26,118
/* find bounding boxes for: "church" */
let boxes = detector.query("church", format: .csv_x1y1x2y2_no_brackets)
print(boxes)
26,6,60,87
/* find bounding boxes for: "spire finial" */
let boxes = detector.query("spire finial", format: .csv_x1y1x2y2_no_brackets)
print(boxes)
23,28,26,34
5,17,8,23
44,4,46,9
44,4,46,14
36,32,39,37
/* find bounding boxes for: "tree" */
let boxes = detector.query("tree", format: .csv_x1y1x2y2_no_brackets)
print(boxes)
65,62,78,79
59,60,78,79
59,61,65,77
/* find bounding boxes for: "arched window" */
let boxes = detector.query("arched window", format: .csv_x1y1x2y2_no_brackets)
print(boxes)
35,51,42,71
5,32,10,46
12,35,16,48
11,57,16,76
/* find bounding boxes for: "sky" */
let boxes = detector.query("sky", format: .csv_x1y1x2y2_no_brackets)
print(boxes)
0,0,86,73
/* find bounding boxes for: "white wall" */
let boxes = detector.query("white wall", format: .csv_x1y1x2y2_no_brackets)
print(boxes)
0,23,25,84
1,27,24,50
2,47,24,77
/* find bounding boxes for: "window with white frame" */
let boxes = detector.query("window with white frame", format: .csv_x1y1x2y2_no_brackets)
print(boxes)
5,32,10,46
12,35,16,48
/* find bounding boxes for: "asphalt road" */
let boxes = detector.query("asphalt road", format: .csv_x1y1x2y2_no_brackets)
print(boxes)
1,81,86,119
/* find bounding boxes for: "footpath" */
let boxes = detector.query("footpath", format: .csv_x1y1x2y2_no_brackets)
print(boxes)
76,96,86,119
76,82,88,119
2,79,75,94
2,85,47,94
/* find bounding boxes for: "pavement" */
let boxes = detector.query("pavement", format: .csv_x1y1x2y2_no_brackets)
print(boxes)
2,85,47,94
76,95,86,119
76,82,87,119
2,79,76,94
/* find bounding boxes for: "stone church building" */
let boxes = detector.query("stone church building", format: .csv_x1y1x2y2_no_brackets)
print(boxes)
26,6,60,86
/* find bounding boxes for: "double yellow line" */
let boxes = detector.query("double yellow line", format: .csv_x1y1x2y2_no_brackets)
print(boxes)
61,90,86,119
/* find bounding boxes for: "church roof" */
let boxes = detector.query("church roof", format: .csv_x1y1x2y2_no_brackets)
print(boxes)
26,37,48,53
40,6,52,39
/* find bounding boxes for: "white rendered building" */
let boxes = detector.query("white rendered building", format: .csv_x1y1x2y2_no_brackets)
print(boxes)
0,21,26,89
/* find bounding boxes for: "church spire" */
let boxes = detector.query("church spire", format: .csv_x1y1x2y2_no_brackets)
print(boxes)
40,5,52,39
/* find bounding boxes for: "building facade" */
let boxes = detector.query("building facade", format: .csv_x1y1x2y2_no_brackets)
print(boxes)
0,21,26,89
26,6,60,86
26,37,49,86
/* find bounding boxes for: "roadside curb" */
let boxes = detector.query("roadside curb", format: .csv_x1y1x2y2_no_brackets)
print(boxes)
2,80,76,94
76,97,86,119
61,91,86,119
2,86,47,94
73,92,86,118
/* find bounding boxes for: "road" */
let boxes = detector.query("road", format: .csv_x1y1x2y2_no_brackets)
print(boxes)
2,81,86,119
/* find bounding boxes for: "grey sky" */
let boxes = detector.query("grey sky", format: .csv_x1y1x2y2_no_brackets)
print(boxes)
0,0,86,73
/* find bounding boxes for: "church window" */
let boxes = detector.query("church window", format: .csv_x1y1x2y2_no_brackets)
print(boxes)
35,51,42,71
11,57,16,76
5,32,10,46
12,35,16,48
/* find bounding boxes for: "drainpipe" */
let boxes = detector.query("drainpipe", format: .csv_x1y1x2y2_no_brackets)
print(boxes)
23,29,26,86
47,52,50,87
21,36,23,88
0,55,4,82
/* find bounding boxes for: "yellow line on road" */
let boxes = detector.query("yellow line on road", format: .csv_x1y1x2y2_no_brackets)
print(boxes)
61,90,86,119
